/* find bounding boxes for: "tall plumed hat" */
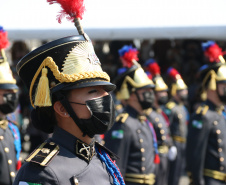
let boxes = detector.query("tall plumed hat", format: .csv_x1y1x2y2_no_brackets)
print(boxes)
0,26,18,90
16,0,115,108
114,45,155,100
144,59,168,91
200,41,226,92
167,67,187,96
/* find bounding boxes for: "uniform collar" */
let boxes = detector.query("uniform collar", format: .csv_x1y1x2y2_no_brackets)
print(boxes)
52,126,95,162
206,99,225,114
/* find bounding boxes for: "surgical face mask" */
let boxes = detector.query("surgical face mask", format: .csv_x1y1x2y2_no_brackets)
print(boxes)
69,94,115,138
136,90,155,110
179,94,188,102
0,92,19,115
217,86,226,104
157,95,168,105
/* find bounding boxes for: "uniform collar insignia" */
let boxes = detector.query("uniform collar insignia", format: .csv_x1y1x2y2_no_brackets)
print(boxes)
138,115,147,122
216,105,225,114
0,119,8,130
75,140,95,162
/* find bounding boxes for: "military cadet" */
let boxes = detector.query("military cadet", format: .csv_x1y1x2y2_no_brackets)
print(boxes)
104,45,158,185
143,59,176,185
186,41,226,185
0,26,21,185
13,1,125,185
164,67,189,185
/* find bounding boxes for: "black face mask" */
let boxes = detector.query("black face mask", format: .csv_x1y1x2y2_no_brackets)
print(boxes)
0,92,19,115
136,91,155,110
179,94,188,102
157,95,168,105
218,87,226,104
69,94,115,138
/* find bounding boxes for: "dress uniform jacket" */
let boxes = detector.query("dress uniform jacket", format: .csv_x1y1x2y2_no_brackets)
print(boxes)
186,100,226,185
164,100,188,185
145,108,172,185
0,120,20,185
104,105,156,185
13,126,119,185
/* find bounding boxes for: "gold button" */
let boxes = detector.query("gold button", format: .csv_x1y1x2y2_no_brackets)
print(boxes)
8,160,12,164
160,129,165,134
158,123,162,128
4,147,9,153
141,167,146,171
213,121,218,125
162,136,166,140
216,130,221,134
10,172,15,177
220,166,224,171
49,142,55,145
0,136,4,140
139,139,143,143
218,148,223,152
220,157,224,162
141,157,146,161
155,118,159,122
218,139,222,143
178,114,183,119
137,130,141,134
141,148,145,153
73,177,79,185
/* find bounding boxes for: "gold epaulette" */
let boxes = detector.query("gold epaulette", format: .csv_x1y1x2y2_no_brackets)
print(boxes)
143,108,152,115
25,141,59,166
115,113,129,123
195,105,209,115
115,104,123,111
166,101,176,109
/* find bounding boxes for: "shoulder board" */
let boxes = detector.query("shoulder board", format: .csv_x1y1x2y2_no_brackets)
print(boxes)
115,104,123,111
95,142,119,160
144,108,153,115
166,101,176,109
115,113,129,123
25,141,59,166
195,105,209,115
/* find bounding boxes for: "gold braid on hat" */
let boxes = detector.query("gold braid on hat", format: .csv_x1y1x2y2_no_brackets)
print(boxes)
30,57,110,108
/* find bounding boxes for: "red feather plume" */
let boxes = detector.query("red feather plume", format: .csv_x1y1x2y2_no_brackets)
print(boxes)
0,30,9,50
147,62,160,76
167,68,181,80
204,43,224,62
121,50,139,68
47,0,86,23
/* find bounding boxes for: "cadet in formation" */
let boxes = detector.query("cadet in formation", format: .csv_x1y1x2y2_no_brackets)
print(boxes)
13,0,125,185
164,67,189,185
143,59,176,185
186,41,226,185
104,45,158,185
0,26,21,185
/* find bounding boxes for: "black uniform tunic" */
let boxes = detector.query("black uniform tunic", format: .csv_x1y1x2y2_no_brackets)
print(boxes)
0,121,18,185
186,100,226,185
164,100,188,185
13,127,118,185
104,105,156,185
146,108,172,185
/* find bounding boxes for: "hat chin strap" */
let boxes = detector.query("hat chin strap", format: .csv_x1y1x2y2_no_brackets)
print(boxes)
55,92,88,137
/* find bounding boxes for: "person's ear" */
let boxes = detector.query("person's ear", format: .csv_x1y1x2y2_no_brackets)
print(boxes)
53,101,70,118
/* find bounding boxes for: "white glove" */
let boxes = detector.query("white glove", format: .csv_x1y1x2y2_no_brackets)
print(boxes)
168,146,177,161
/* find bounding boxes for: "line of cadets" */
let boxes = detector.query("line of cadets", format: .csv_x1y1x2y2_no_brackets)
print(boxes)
103,45,189,185
103,42,226,185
